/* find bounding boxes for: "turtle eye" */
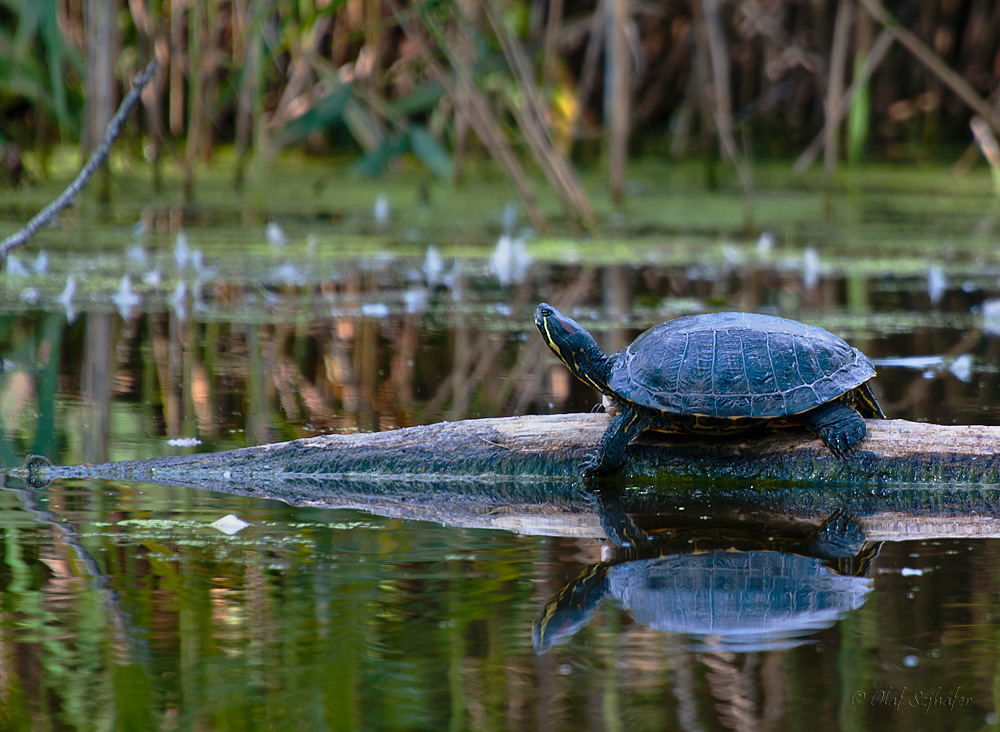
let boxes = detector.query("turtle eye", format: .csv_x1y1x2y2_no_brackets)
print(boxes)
539,307,553,317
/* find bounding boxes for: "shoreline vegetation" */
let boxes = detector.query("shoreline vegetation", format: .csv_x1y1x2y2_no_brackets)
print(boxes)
1,0,999,235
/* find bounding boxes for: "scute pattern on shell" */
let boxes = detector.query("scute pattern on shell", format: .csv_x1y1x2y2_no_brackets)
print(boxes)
607,312,876,418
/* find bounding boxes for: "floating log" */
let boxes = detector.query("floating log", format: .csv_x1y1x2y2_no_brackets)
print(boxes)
20,413,1000,485
7,414,1000,541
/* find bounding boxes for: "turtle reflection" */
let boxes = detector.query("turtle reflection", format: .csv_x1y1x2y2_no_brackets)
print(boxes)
533,491,880,653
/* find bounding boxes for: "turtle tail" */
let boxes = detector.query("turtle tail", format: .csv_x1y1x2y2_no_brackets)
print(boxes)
854,381,885,419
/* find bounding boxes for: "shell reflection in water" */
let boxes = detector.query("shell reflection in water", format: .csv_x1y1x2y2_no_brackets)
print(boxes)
533,491,879,654
605,550,871,652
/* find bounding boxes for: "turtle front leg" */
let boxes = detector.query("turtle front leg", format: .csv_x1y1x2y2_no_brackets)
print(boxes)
802,402,867,457
583,407,652,476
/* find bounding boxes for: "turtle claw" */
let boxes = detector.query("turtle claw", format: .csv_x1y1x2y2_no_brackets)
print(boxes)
581,451,609,478
820,423,864,458
582,453,613,477
821,430,854,458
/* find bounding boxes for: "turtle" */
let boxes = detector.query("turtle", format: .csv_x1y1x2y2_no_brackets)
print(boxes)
532,490,880,653
534,303,885,475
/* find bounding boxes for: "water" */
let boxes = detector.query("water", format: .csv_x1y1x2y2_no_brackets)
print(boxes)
3,175,1000,730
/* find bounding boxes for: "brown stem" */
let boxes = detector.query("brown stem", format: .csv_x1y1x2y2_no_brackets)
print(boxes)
696,0,753,220
607,0,631,205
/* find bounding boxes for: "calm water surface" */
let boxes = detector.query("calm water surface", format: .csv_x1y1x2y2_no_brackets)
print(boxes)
2,189,1000,730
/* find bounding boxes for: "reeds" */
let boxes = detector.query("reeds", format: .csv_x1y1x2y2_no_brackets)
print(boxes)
2,0,1000,210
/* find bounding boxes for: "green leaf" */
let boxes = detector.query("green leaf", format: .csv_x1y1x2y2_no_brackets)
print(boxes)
408,124,453,182
389,80,447,117
846,55,870,166
274,83,353,147
351,135,408,178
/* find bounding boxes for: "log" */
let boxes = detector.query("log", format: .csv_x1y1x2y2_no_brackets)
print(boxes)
7,415,1000,542
20,413,1000,484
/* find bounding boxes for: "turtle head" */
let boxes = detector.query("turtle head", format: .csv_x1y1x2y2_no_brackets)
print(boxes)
534,303,612,393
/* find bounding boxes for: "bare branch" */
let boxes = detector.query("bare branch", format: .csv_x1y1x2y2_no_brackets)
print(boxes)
0,59,158,265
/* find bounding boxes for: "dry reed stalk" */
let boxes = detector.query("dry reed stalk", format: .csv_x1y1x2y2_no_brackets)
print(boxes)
169,0,185,136
127,0,171,187
84,0,118,202
386,0,549,233
201,0,221,162
696,0,753,218
450,0,480,183
542,0,565,92
792,29,893,175
184,0,206,200
824,0,852,180
483,2,597,231
569,0,606,142
857,0,1000,135
608,0,630,204
233,0,251,157
234,0,263,187
84,0,117,150
970,116,1000,195
952,89,1000,176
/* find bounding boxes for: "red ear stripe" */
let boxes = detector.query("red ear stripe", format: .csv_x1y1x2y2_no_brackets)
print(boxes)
555,317,574,334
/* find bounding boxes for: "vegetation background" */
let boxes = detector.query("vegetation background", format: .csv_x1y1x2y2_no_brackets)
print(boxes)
2,0,1000,234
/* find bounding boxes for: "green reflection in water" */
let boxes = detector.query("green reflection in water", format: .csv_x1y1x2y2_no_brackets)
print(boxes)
0,477,994,730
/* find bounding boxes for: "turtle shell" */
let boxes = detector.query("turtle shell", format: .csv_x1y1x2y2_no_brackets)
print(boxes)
606,312,875,419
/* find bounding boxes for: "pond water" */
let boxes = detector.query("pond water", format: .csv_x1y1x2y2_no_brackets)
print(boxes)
2,166,1000,730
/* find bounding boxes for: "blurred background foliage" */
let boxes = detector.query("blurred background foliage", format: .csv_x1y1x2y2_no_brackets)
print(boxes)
1,0,999,221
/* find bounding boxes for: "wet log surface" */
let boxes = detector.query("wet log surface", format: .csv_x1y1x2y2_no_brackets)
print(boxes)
10,414,1000,541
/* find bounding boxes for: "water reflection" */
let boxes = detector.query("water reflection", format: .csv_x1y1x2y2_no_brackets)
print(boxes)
0,468,997,729
535,490,879,653
4,234,1000,728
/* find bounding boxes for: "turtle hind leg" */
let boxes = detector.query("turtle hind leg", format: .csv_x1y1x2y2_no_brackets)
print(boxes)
802,402,867,457
583,407,652,476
